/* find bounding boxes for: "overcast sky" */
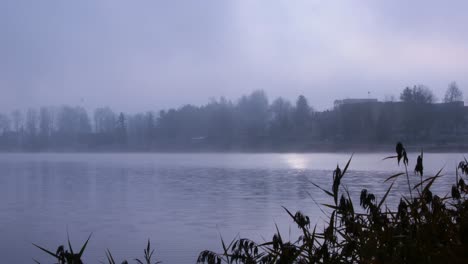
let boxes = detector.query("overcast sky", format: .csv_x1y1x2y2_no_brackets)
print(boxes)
1,0,468,113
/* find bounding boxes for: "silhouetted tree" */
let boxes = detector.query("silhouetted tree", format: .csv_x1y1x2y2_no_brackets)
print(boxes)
94,107,116,134
294,95,311,124
0,113,12,149
1,88,468,151
400,85,435,104
0,113,11,135
397,85,436,141
205,97,235,147
293,95,312,139
53,106,91,148
400,87,413,103
116,112,127,145
269,97,293,141
25,109,38,136
11,110,23,133
145,111,155,141
25,108,39,148
39,107,53,147
444,82,463,103
236,90,269,141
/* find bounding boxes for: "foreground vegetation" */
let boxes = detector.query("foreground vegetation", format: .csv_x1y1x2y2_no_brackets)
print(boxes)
197,143,468,263
34,143,468,263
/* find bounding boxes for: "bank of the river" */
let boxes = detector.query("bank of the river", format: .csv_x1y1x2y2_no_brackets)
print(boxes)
2,142,468,153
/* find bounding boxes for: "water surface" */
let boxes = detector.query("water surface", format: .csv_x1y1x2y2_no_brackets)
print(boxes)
0,152,461,263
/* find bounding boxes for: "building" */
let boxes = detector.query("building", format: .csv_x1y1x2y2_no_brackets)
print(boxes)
334,98,378,108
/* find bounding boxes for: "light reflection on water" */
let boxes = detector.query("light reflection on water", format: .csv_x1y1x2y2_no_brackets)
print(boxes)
0,152,461,263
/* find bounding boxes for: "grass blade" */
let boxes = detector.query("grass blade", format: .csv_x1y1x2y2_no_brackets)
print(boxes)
78,233,92,257
382,155,398,161
378,180,395,210
341,154,354,176
67,231,74,255
384,172,405,183
309,181,333,197
105,249,116,264
32,243,59,259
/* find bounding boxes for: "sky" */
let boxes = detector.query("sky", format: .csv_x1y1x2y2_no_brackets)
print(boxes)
1,0,468,113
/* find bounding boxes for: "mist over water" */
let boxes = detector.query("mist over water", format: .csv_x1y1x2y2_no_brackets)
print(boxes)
0,152,457,263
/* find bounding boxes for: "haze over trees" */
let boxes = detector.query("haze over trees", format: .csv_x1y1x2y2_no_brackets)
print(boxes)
444,82,463,103
0,83,467,151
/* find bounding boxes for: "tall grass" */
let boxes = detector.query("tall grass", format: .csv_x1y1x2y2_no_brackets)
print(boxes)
34,239,161,264
198,143,468,263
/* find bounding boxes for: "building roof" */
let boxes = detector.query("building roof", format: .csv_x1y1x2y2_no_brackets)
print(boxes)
334,98,378,108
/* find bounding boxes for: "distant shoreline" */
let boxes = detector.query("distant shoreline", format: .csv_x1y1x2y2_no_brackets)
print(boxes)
1,143,468,154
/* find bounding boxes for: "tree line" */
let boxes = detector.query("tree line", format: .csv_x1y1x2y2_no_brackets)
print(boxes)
0,83,466,151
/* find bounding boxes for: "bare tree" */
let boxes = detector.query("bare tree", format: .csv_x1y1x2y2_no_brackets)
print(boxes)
444,82,463,103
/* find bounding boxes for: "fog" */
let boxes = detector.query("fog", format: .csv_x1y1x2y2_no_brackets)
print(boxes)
2,2,468,262
1,0,468,113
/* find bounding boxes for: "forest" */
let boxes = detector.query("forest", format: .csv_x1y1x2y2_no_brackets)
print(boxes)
0,83,466,151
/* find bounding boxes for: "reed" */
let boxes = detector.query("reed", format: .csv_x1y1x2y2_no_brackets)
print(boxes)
198,142,468,263
34,239,160,264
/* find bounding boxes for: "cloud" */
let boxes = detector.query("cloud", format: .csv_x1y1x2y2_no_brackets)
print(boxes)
1,0,467,112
